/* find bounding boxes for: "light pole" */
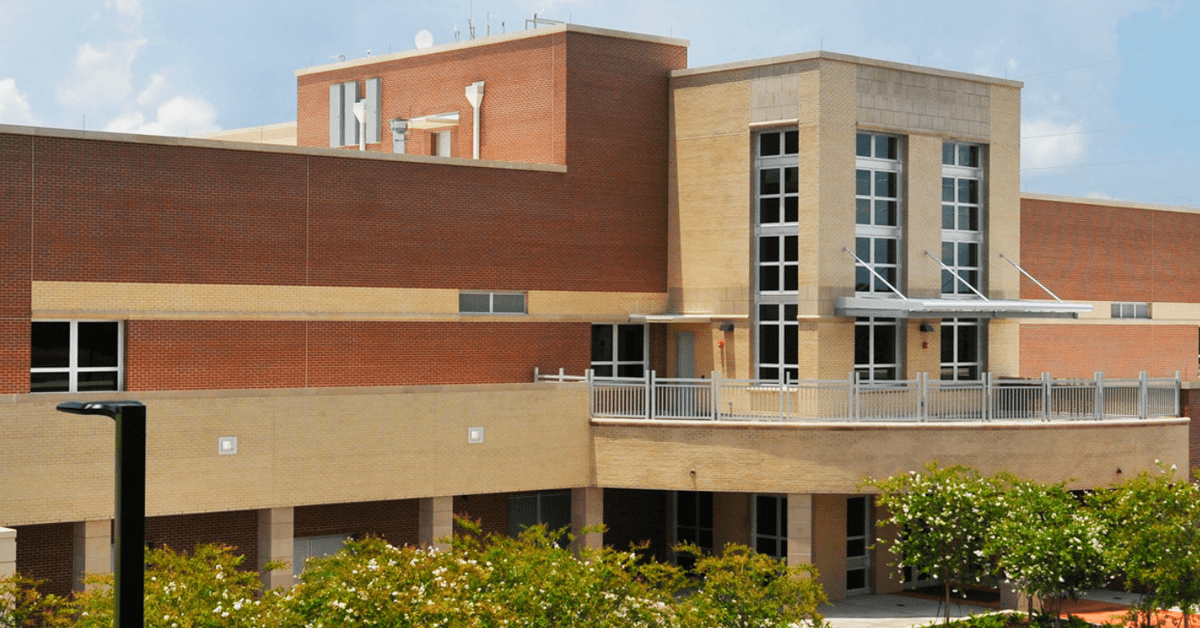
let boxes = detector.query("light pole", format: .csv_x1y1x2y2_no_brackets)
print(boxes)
57,401,145,628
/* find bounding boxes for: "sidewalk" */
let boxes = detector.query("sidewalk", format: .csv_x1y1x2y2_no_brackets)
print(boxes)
821,589,1143,628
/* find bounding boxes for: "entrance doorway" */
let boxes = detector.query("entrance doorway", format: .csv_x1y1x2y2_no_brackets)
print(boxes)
846,496,871,594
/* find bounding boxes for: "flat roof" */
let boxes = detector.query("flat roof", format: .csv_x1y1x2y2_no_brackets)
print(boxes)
1022,191,1200,215
0,123,566,173
673,49,1023,89
296,23,689,77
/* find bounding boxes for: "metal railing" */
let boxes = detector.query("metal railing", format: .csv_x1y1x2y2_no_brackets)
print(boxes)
533,368,1180,422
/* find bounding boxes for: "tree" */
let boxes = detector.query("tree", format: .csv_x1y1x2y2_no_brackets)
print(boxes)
866,462,1003,625
675,543,827,628
1092,464,1200,628
988,476,1108,624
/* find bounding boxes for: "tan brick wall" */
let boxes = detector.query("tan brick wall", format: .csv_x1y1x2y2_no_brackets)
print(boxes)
592,419,1188,494
668,80,753,317
812,494,847,600
857,66,994,139
0,384,592,526
989,86,1022,301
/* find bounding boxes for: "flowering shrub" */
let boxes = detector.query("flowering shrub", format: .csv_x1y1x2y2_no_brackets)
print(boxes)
1092,463,1200,628
1,518,828,627
866,462,1004,625
988,477,1108,621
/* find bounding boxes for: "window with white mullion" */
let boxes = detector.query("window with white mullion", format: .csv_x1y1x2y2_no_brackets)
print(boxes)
590,324,647,378
854,317,899,381
30,320,123,393
855,132,902,296
752,494,788,560
940,318,980,381
941,141,983,296
754,129,800,383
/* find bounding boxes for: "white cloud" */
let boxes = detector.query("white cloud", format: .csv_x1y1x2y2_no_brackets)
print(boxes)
104,0,142,21
103,95,219,136
1021,118,1088,174
136,73,168,107
0,78,36,125
57,38,146,109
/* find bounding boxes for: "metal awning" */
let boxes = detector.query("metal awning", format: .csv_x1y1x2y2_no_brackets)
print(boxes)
628,313,749,323
834,296,1092,319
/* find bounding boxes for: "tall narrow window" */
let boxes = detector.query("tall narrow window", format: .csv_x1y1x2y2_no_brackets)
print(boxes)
941,141,983,295
855,133,902,295
753,494,787,560
755,129,800,382
674,491,714,568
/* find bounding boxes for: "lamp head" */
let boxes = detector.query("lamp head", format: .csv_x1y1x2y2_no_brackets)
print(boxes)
56,401,144,419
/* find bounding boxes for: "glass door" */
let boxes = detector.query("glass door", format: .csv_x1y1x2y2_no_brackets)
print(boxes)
846,496,871,594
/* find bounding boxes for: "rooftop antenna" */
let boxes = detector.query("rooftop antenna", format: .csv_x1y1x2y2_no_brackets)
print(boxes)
415,29,434,49
468,18,476,39
454,24,460,42
330,54,345,62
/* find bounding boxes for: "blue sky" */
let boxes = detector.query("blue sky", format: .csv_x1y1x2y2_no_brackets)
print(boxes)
0,0,1195,205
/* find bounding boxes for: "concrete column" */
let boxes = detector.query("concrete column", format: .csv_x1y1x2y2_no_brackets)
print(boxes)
419,496,453,551
570,487,604,551
0,527,15,578
73,519,112,592
258,507,294,591
786,493,814,566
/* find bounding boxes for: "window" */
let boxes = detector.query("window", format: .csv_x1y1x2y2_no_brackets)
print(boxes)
940,318,980,381
509,490,571,545
855,132,902,295
1111,302,1150,319
293,534,350,581
854,317,898,381
753,494,787,559
755,130,800,382
757,304,798,382
459,292,526,314
674,491,713,568
591,324,646,377
31,321,122,393
942,141,983,295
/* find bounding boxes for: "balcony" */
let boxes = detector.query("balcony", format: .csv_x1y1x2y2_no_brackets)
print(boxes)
535,369,1181,423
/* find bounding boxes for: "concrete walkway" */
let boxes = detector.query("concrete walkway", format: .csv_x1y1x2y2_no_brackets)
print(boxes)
820,589,1142,628
822,593,982,628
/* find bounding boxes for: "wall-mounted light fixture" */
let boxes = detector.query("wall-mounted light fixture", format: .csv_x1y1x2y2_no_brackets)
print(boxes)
919,322,935,333
719,322,735,332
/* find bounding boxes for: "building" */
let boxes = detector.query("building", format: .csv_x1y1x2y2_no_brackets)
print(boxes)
0,24,1192,601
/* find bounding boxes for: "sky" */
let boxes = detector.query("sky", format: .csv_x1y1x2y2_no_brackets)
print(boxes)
0,0,1196,205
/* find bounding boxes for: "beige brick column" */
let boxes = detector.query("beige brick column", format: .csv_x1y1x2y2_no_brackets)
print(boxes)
73,520,111,592
571,487,604,551
0,527,14,578
258,507,294,590
419,496,453,551
786,493,814,566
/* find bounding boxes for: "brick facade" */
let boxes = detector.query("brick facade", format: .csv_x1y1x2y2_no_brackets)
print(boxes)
1021,196,1200,303
1019,324,1196,379
453,493,510,538
145,510,259,571
12,522,73,597
294,500,421,547
603,488,670,562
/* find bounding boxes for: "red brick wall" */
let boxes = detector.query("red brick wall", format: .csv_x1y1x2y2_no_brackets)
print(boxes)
126,321,306,391
306,321,589,388
453,493,510,538
32,137,307,286
145,510,259,571
1020,324,1196,379
294,499,420,547
124,320,588,391
0,135,31,394
12,522,73,597
1021,197,1200,302
1182,388,1200,476
298,32,567,165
